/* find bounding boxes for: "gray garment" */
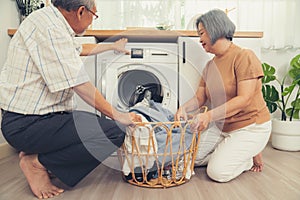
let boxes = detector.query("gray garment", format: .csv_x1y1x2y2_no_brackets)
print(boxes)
1,110,125,187
130,100,194,164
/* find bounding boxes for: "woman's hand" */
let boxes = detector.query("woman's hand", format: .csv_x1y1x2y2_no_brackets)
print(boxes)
175,106,188,121
112,38,130,54
190,112,211,132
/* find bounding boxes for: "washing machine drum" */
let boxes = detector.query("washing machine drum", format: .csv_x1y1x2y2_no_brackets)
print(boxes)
118,69,163,108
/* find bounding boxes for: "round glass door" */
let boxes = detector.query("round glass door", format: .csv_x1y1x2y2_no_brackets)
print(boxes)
118,69,163,108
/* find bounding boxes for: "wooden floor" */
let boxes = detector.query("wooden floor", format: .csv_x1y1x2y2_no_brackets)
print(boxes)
0,142,299,200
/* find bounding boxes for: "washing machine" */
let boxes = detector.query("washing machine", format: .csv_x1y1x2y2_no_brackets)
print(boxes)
97,43,179,115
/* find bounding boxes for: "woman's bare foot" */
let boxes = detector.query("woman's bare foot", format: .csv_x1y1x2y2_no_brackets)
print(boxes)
251,153,263,172
19,154,64,199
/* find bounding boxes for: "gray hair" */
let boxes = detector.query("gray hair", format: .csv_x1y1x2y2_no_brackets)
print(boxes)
196,9,235,45
51,0,95,11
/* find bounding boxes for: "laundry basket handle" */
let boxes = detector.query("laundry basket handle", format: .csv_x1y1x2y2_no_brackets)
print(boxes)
133,106,208,126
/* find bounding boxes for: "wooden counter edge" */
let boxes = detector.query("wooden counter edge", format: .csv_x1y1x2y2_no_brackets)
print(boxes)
8,29,263,38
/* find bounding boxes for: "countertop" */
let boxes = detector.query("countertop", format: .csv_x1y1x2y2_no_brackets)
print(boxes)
7,29,263,42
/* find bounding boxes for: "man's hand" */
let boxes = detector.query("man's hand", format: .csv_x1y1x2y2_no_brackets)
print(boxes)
113,38,130,54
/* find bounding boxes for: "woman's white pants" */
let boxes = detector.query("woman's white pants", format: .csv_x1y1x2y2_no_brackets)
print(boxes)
195,121,271,182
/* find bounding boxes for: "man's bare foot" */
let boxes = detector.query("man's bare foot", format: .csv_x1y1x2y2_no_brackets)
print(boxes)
19,154,64,199
19,152,55,179
251,153,263,172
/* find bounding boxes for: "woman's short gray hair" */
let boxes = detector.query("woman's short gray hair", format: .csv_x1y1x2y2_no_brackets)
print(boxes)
51,0,95,11
196,9,235,45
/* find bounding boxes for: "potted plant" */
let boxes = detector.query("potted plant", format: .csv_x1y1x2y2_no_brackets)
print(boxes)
262,54,300,151
16,0,45,23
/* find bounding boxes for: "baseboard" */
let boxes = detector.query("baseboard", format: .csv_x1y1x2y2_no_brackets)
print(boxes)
0,143,17,159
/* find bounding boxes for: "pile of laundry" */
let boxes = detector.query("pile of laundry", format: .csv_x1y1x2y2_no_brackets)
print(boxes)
122,90,196,182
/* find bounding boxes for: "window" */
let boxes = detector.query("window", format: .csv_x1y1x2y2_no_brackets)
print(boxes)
94,0,300,49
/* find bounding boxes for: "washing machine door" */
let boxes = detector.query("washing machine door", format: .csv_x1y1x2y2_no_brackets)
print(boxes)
103,61,178,113
118,69,163,108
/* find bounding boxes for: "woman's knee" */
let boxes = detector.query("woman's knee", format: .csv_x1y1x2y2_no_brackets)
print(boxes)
206,163,233,183
207,158,252,183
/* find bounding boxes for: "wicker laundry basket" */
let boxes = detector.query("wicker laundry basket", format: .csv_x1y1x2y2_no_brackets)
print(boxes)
118,107,207,188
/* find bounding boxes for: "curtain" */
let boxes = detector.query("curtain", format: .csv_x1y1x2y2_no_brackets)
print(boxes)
182,0,300,49
94,0,300,49
234,0,300,50
94,0,182,30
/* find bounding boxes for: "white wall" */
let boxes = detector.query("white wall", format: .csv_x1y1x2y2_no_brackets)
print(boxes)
0,1,19,67
0,0,19,144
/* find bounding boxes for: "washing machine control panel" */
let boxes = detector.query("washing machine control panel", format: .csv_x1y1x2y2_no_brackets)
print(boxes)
131,48,144,59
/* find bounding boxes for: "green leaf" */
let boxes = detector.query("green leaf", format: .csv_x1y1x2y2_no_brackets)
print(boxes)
262,85,279,113
262,63,276,84
291,98,300,109
262,85,279,102
282,84,295,96
266,102,278,114
286,99,300,120
290,54,300,69
288,54,300,88
286,108,300,119
288,68,300,81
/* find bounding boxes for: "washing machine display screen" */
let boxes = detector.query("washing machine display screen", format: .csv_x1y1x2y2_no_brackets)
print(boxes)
131,48,143,59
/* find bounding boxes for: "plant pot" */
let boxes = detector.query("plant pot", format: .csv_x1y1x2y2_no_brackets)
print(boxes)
271,119,300,151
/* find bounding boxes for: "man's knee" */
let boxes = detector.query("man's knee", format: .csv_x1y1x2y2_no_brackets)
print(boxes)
113,131,125,147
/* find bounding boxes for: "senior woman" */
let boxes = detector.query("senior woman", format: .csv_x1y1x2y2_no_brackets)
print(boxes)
175,9,271,182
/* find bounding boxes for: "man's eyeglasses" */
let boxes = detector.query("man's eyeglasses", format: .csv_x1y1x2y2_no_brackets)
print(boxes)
85,6,99,20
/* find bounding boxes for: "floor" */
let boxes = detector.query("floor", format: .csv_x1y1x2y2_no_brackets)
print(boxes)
0,142,299,200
